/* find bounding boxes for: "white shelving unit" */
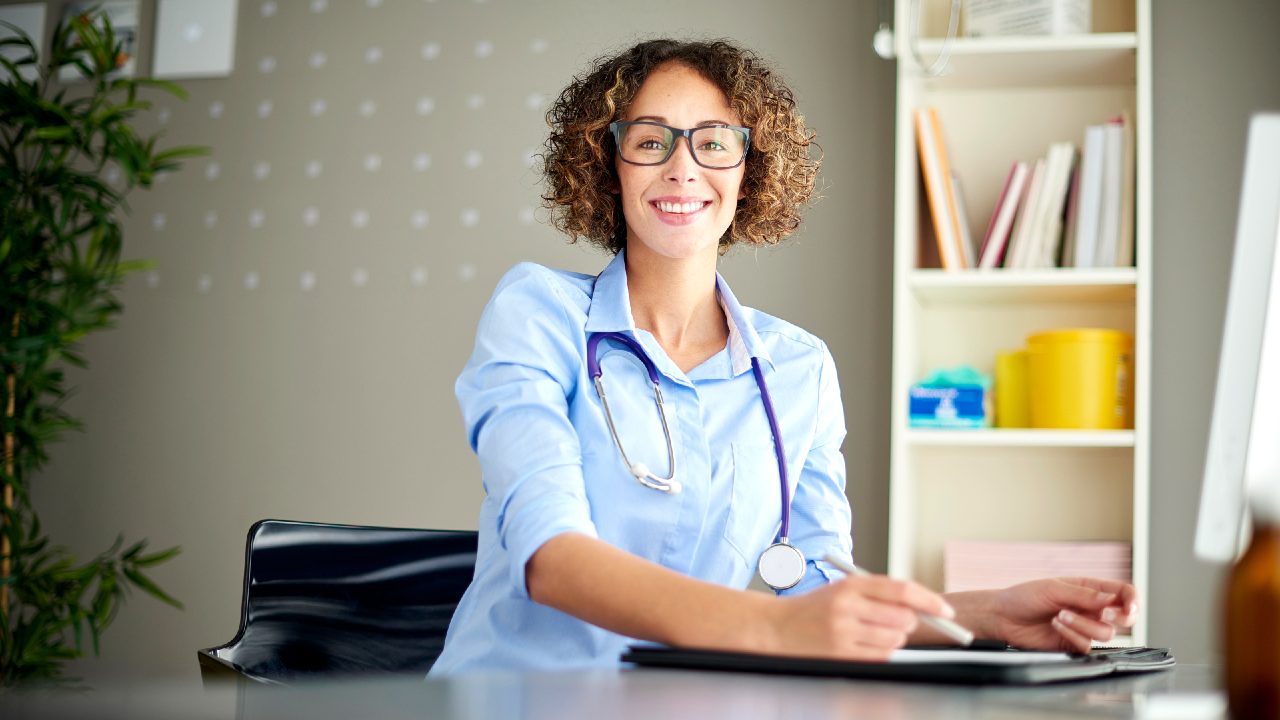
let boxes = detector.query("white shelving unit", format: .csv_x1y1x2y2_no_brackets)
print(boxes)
887,0,1150,645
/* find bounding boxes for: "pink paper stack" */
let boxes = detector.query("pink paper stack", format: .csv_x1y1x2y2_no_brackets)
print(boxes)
944,540,1132,593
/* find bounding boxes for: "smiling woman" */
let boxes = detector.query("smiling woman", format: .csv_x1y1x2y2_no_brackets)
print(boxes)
429,38,1141,676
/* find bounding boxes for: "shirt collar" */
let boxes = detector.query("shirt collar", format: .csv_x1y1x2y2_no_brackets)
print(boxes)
585,251,774,378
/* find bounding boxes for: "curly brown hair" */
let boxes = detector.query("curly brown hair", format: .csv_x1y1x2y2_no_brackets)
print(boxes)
541,38,820,254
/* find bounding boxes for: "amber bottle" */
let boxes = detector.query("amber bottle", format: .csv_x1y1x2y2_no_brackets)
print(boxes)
1224,492,1280,719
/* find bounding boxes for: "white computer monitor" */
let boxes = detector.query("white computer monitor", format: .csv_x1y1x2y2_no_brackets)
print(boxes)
1195,112,1280,563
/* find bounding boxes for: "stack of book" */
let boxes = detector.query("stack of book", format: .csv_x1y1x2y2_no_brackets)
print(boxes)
943,539,1132,593
916,107,1135,271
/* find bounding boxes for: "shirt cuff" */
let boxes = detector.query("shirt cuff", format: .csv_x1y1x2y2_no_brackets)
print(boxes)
501,491,598,600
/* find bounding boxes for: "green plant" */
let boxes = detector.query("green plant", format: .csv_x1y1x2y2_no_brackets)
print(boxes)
0,9,206,686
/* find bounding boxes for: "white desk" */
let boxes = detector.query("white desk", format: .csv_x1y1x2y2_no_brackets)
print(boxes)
4,664,1221,720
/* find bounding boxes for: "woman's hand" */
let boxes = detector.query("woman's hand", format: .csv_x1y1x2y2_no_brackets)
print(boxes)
765,574,956,662
986,577,1140,654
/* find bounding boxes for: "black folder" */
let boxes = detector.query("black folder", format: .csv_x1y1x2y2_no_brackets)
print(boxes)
622,644,1175,686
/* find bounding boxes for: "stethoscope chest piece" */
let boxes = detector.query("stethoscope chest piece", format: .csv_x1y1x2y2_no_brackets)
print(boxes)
757,541,805,591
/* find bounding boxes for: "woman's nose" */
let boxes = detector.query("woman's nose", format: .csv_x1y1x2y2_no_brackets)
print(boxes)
664,138,699,182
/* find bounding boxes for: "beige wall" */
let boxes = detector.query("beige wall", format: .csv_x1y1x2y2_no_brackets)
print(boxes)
21,0,895,683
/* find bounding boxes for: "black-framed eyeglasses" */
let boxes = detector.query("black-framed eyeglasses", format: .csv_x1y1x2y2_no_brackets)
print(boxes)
609,121,751,169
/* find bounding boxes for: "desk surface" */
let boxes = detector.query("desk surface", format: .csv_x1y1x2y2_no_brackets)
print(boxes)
5,664,1222,720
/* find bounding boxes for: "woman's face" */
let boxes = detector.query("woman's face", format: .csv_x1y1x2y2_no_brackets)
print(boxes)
615,62,746,263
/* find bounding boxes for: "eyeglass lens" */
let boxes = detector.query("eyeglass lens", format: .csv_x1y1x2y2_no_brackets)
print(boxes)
616,123,747,168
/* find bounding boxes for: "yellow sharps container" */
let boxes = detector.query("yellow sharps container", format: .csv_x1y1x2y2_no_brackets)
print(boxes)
1026,329,1133,429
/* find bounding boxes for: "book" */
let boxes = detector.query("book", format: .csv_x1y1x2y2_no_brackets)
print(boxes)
1059,149,1083,267
1071,124,1107,268
1116,111,1136,266
1006,158,1046,269
951,173,976,268
1034,142,1078,268
914,107,966,270
978,161,1029,269
1094,119,1124,267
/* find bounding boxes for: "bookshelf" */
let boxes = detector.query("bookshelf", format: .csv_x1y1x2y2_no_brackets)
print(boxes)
887,0,1150,645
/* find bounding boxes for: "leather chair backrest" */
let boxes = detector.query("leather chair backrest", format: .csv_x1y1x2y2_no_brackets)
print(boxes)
198,519,478,684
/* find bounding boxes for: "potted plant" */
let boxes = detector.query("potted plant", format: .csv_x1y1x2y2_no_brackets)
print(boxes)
1,9,206,685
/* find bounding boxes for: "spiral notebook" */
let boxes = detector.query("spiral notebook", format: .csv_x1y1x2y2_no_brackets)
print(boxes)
622,643,1175,686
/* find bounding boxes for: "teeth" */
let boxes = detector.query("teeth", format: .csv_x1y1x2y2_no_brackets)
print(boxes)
656,201,704,214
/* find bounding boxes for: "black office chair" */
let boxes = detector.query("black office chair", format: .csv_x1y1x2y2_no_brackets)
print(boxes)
197,519,478,686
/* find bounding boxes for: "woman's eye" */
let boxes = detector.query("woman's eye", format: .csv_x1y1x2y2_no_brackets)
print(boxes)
637,138,667,150
698,140,727,152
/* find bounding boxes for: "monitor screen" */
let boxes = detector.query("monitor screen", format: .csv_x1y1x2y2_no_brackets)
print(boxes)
1195,113,1280,563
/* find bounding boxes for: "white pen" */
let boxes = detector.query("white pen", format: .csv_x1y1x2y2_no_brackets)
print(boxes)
822,553,975,647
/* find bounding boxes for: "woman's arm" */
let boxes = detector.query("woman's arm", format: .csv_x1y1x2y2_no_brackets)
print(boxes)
527,531,957,661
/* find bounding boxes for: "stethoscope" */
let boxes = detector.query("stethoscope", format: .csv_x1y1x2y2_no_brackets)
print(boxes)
586,331,806,591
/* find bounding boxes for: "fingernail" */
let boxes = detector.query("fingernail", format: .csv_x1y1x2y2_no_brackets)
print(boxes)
1102,607,1117,623
940,603,956,619
1128,602,1138,616
1058,609,1075,625
1096,591,1116,603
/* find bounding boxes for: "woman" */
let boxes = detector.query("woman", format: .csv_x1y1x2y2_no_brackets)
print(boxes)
429,39,1137,675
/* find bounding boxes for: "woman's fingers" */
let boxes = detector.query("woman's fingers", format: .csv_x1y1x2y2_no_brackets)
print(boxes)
851,575,955,619
1055,608,1115,647
1050,612,1096,654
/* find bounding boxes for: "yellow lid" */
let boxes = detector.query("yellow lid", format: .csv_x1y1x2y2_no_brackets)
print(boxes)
1027,328,1132,346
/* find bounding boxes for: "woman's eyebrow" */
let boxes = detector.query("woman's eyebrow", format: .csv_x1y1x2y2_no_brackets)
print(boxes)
630,115,736,127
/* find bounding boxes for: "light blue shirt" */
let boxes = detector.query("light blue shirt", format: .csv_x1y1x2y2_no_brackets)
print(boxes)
430,252,852,674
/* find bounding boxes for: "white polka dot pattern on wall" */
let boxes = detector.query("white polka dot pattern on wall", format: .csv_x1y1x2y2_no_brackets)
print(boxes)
130,6,573,298
146,271,161,289
106,166,122,186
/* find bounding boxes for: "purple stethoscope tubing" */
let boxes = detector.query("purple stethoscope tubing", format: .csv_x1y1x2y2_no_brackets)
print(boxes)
586,331,793,545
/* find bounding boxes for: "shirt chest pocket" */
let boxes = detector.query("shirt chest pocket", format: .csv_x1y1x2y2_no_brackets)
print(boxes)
723,441,785,568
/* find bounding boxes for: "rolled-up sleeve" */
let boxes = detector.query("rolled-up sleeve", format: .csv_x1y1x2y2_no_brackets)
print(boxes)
456,264,598,599
779,342,853,596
